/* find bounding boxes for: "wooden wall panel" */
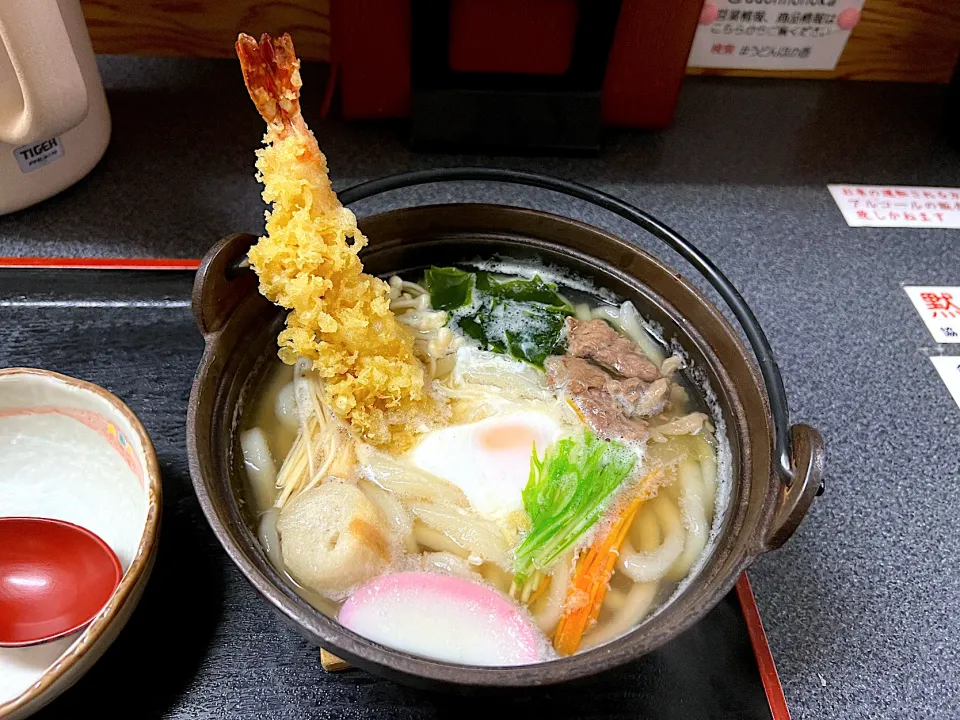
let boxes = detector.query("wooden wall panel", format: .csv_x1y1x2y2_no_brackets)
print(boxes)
81,0,331,61
81,0,958,83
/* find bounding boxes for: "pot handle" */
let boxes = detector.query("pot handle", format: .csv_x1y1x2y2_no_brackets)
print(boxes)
192,232,259,337
765,424,824,550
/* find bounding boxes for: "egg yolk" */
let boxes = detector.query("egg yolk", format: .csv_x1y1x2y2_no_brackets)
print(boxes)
479,423,539,452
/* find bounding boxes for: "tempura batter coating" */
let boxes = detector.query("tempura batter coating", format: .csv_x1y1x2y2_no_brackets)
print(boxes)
237,33,433,445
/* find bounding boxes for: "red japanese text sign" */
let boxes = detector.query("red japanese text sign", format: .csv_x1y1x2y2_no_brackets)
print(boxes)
904,287,960,344
829,185,960,228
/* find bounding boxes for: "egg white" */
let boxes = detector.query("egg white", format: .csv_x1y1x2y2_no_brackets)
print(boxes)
408,411,565,520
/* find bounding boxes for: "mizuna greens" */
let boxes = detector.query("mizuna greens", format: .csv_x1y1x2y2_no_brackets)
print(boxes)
423,267,572,367
513,430,637,583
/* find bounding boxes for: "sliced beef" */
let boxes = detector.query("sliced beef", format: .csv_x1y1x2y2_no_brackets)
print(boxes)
571,389,649,441
548,317,675,442
566,318,660,382
546,355,607,394
548,356,669,419
546,356,656,441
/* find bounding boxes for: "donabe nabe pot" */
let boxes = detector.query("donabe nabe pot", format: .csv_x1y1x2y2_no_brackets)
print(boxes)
187,176,823,691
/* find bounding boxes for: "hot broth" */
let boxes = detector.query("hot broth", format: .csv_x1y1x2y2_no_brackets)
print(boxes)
239,264,727,664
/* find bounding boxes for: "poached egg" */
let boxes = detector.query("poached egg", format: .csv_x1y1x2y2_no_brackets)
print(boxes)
409,411,564,520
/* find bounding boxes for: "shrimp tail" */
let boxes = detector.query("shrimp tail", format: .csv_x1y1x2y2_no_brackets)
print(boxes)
236,32,303,133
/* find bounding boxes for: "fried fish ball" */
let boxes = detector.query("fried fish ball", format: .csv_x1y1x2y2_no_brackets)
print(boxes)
277,481,391,594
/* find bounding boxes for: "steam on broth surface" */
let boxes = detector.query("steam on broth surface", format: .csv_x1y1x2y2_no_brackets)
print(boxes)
240,264,726,665
234,32,726,666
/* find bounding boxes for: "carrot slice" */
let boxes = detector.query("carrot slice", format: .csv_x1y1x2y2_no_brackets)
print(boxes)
553,492,647,656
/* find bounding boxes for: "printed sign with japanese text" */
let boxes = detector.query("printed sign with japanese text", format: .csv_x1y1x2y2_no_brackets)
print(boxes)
687,1,865,71
930,357,960,411
828,185,960,228
904,287,960,344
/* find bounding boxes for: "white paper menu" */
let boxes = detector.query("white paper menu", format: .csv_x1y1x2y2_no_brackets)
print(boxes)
930,357,960,411
829,185,960,228
687,1,865,71
904,287,960,344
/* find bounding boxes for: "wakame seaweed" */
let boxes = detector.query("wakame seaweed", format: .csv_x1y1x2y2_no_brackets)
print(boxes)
423,266,572,367
423,267,474,311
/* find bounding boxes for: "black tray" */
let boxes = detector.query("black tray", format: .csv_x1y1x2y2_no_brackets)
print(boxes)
0,262,788,720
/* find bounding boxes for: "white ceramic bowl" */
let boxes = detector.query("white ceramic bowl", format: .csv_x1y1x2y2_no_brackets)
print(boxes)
0,368,161,720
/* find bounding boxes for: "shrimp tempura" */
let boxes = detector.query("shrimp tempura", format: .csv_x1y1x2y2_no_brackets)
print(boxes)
236,33,436,446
